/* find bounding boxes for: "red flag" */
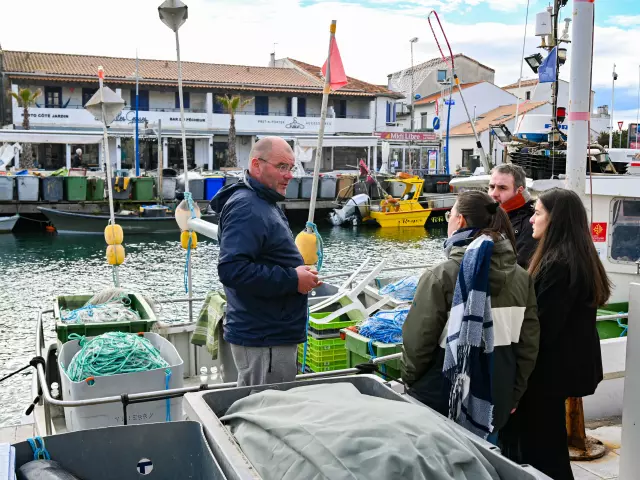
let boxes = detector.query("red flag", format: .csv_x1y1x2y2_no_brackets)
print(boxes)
321,37,348,91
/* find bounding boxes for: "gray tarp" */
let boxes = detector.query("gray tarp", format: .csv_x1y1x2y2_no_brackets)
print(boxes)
221,383,500,480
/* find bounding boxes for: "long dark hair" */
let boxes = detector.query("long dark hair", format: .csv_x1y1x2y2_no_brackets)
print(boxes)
456,190,516,251
528,188,611,306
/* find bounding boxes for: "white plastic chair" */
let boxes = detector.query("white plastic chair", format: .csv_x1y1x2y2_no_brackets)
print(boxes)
310,258,390,324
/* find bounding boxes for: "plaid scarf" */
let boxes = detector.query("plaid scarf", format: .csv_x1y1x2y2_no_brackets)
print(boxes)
442,231,495,439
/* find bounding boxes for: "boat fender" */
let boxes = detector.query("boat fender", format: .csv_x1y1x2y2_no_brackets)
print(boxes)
17,460,81,480
181,231,197,249
104,224,123,245
295,230,318,265
106,245,125,265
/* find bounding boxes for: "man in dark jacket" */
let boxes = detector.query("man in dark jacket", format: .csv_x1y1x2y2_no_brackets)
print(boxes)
210,136,320,387
488,164,536,268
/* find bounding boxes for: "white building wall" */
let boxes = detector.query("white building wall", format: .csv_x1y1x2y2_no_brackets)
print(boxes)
191,93,206,112
409,83,518,133
236,136,253,168
505,80,596,112
268,96,288,116
150,91,175,110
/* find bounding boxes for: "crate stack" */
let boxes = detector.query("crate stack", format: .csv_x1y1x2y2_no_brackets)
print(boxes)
343,329,402,380
297,312,357,373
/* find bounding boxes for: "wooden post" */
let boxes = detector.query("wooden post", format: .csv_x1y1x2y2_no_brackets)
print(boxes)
566,397,606,461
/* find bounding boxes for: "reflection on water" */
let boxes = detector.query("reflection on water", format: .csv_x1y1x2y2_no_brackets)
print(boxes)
0,225,447,426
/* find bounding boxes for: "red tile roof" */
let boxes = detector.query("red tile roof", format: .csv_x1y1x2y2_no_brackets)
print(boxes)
2,50,394,97
286,58,403,98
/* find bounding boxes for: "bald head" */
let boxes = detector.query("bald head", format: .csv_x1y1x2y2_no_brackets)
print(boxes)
248,136,295,195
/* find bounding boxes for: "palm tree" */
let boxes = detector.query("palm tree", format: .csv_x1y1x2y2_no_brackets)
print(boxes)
216,94,253,167
9,88,42,169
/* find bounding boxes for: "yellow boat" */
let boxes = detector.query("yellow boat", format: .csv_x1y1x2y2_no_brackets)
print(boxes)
366,176,433,228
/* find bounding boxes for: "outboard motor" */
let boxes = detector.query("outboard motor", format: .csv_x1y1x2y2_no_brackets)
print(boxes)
329,193,371,226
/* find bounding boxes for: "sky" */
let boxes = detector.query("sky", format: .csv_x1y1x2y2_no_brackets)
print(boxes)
2,0,639,127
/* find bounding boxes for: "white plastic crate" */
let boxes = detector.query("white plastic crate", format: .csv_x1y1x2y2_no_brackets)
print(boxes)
58,332,184,432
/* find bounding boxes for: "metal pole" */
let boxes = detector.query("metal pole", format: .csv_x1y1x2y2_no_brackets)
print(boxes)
454,77,490,172
98,70,116,225
306,20,335,230
514,0,531,130
620,282,640,478
135,51,140,176
410,41,415,133
564,0,594,194
610,64,616,150
158,119,163,204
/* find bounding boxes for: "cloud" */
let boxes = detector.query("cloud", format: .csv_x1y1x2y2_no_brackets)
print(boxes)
608,15,640,27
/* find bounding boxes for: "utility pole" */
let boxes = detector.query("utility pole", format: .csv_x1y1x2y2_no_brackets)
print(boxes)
409,37,418,132
610,64,617,150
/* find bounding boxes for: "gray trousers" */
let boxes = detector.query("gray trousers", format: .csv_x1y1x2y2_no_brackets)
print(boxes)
230,344,298,387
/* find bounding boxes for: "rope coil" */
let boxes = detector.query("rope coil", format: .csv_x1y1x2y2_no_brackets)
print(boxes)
65,332,169,382
60,294,140,324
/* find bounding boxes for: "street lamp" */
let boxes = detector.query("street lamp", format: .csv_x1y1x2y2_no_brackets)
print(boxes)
409,37,418,132
524,53,544,73
158,0,189,185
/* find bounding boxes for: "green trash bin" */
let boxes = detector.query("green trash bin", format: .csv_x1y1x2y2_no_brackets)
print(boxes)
132,177,155,201
64,177,87,201
87,178,105,200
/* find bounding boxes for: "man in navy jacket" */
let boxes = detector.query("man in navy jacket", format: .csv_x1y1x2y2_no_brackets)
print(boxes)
210,136,320,386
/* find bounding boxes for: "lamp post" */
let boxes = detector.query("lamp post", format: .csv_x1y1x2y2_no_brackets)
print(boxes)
610,64,617,150
409,37,418,132
158,0,189,186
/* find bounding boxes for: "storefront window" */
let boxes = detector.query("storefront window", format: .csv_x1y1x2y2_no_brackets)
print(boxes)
609,198,640,263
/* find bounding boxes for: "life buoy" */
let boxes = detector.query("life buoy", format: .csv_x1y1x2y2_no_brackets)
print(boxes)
397,172,413,179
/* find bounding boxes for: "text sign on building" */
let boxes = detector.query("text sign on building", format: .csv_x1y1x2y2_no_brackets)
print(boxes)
591,222,607,242
374,131,437,142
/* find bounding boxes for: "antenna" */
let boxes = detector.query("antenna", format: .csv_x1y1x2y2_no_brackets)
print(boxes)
272,42,278,56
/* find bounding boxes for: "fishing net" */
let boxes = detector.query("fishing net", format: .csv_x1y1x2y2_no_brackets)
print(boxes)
65,332,169,382
358,308,410,344
379,276,419,302
60,287,159,324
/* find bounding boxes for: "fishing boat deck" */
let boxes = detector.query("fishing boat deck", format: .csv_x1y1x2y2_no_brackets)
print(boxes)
572,420,622,480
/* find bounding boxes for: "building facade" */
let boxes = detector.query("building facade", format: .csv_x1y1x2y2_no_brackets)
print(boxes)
0,50,403,171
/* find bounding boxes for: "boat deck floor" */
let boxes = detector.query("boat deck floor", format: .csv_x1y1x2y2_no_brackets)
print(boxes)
2,386,623,480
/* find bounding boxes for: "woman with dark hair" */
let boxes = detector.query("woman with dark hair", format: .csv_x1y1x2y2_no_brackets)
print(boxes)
401,191,539,443
501,187,610,480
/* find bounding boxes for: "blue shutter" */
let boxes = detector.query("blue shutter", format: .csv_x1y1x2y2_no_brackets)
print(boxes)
392,103,397,122
255,96,269,116
286,97,292,116
175,91,190,109
137,90,149,112
386,102,391,123
298,98,306,117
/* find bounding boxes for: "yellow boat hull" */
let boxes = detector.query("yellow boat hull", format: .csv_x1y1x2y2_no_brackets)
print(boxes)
369,209,432,228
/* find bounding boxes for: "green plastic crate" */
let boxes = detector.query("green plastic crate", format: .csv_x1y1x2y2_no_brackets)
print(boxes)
64,177,87,201
54,293,157,343
308,311,357,331
347,350,401,380
297,346,347,364
306,336,346,350
132,177,155,201
297,359,348,373
343,329,402,370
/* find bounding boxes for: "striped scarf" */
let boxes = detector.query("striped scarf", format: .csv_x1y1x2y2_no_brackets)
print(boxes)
443,231,495,439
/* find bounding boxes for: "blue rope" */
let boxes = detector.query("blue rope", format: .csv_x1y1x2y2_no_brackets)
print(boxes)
165,368,172,421
183,191,197,294
617,313,628,337
305,221,324,272
379,276,419,302
27,437,51,460
359,308,409,344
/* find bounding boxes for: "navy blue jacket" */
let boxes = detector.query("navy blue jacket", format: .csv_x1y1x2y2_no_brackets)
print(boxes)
211,173,307,347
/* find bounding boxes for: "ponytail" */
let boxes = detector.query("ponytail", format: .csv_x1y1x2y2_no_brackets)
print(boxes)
456,191,517,250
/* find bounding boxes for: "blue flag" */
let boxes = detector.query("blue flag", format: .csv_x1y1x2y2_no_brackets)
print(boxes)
538,48,557,83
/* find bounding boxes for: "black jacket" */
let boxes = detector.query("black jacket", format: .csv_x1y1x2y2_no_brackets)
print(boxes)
526,261,603,398
211,173,307,347
508,201,537,268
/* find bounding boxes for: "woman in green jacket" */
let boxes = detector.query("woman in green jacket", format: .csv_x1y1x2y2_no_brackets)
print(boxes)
401,190,539,443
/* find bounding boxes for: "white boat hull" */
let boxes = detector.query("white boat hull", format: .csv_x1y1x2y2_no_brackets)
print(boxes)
0,214,18,233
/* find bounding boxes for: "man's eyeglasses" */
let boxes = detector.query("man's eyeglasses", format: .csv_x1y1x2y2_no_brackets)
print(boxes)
257,158,298,174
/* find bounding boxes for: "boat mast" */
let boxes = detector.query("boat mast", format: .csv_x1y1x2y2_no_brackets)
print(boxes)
564,0,593,195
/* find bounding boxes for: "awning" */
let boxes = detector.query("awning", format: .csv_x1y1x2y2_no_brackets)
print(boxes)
295,135,379,148
0,130,102,144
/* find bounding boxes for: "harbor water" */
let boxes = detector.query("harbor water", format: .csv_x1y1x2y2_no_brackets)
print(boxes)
0,224,447,427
